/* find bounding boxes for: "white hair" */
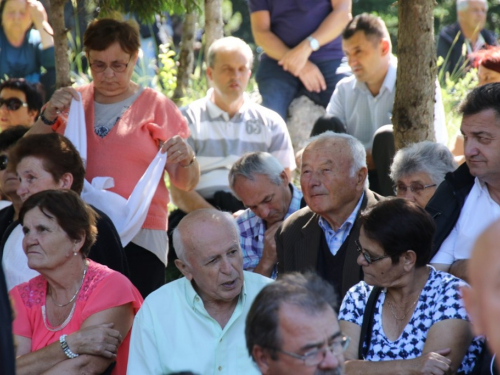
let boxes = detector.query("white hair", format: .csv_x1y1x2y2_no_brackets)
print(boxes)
457,0,488,12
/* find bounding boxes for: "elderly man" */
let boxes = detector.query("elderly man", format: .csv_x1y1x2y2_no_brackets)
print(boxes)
127,209,272,374
246,272,347,375
326,13,447,196
229,152,305,278
428,84,500,281
438,0,497,79
276,132,384,299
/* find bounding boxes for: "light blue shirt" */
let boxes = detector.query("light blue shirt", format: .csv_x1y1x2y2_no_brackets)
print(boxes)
127,271,272,375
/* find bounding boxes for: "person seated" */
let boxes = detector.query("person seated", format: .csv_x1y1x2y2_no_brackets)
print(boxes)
2,133,128,290
339,199,482,375
127,209,272,374
390,141,457,208
0,78,42,131
0,0,55,97
229,152,305,278
10,189,142,374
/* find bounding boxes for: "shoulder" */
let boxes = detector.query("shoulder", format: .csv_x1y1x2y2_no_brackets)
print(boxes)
142,277,186,309
281,207,316,231
336,74,358,90
438,23,460,39
243,271,273,297
11,275,47,308
245,101,285,125
426,267,466,293
236,209,261,235
339,281,372,321
481,28,498,44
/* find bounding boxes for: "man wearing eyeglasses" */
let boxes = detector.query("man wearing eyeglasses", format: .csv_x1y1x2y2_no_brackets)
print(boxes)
246,272,347,375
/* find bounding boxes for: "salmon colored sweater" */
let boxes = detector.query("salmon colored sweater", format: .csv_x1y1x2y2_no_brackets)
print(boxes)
53,84,189,230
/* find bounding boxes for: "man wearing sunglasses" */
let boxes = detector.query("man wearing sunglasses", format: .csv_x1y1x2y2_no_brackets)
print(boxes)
246,272,347,375
0,78,42,131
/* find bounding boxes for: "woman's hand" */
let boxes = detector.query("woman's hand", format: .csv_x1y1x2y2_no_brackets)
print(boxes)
66,323,123,359
162,135,195,166
43,87,80,121
416,349,452,375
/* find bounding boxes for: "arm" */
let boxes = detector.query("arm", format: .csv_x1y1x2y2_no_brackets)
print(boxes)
449,260,468,282
163,136,200,192
170,184,214,213
27,0,54,50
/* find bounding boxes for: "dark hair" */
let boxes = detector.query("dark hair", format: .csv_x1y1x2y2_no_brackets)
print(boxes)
0,125,29,153
342,13,388,42
245,272,337,361
458,83,500,119
10,133,85,194
0,79,44,114
19,190,97,258
84,18,140,56
360,198,435,267
310,115,346,137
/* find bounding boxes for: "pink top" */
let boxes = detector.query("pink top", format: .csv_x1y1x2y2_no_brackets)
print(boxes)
53,84,190,230
10,260,143,375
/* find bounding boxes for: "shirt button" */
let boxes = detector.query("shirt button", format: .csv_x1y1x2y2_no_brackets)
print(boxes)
218,366,222,371
195,296,199,301
220,338,223,342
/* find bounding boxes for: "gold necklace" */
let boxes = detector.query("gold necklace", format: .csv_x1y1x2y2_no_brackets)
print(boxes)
386,297,419,322
49,264,88,308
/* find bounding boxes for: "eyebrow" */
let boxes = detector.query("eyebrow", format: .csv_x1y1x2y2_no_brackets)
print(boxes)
300,331,342,352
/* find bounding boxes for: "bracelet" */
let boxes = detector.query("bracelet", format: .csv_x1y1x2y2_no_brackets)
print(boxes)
59,334,79,359
180,155,196,168
40,109,58,126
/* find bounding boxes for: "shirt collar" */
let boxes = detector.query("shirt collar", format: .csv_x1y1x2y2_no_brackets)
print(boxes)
318,192,365,233
205,88,249,121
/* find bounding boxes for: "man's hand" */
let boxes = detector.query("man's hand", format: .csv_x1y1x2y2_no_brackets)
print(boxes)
298,61,327,93
278,41,313,76
253,221,283,277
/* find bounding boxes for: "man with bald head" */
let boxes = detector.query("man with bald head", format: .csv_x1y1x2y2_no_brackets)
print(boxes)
462,219,500,373
127,209,271,374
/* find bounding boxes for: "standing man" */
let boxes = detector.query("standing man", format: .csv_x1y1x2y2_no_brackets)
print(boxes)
229,152,304,278
249,0,352,120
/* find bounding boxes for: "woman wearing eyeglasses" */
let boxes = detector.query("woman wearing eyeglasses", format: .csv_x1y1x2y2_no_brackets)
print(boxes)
390,141,457,208
0,78,43,130
338,199,483,375
28,18,199,299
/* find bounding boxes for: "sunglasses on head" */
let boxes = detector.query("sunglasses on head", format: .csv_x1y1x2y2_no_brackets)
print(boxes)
0,155,8,171
0,98,28,111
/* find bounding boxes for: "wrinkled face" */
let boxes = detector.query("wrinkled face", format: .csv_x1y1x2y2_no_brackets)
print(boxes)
1,0,32,35
22,207,79,272
458,1,487,32
262,304,345,375
181,220,244,305
0,150,19,197
232,173,291,226
16,156,65,202
478,65,500,86
0,88,37,130
207,48,251,103
462,109,500,184
88,42,137,99
394,171,437,208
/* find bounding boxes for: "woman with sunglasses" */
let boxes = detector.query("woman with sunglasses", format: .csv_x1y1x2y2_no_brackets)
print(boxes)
28,18,199,298
0,78,43,130
338,199,483,375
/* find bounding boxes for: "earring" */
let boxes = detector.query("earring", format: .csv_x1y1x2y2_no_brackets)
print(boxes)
73,252,78,256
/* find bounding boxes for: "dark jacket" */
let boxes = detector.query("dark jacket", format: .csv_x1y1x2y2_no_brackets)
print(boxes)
0,262,15,375
437,22,497,79
425,163,475,259
276,189,384,298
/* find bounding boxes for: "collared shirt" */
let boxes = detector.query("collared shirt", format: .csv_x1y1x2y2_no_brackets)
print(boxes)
127,271,272,375
237,184,303,278
431,178,500,265
326,56,447,149
318,193,364,256
181,89,296,199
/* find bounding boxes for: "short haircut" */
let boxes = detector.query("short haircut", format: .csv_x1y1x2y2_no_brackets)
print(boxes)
19,190,97,258
0,125,30,153
342,13,390,42
458,83,500,120
84,18,140,56
0,78,44,114
228,152,284,199
457,0,488,12
207,36,254,69
390,141,457,185
10,134,85,194
360,198,435,267
245,272,338,360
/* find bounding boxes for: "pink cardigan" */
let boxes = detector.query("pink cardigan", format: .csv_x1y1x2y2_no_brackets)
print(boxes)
54,84,189,230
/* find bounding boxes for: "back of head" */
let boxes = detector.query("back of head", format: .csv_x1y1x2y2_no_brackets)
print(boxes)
0,78,44,114
10,133,85,194
459,83,500,119
207,36,254,69
342,13,390,43
0,125,30,153
246,272,337,358
361,198,435,267
84,18,140,55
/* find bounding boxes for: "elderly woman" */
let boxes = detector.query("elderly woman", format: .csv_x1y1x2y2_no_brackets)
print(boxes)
10,189,142,374
339,199,482,375
0,0,55,96
390,141,457,208
29,18,199,298
0,78,43,130
1,133,127,291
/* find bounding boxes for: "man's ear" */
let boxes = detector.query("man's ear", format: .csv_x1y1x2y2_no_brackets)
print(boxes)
356,167,368,190
206,66,214,82
174,259,193,281
461,285,484,336
380,38,391,56
280,170,289,185
252,345,272,375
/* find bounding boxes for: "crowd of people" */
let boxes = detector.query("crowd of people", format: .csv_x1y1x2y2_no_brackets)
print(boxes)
1,0,500,374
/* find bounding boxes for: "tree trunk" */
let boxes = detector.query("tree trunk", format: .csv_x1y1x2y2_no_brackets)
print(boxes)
50,0,72,88
173,12,197,103
204,0,223,60
392,0,436,150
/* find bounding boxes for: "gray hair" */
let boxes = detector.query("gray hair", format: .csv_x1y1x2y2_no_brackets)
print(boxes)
207,36,254,69
457,0,488,12
228,152,284,199
390,141,457,185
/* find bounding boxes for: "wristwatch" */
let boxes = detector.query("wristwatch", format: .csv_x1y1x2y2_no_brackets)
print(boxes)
307,36,320,52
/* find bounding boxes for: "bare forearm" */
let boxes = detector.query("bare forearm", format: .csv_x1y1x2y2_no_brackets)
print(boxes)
252,29,291,61
40,354,113,375
26,118,55,136
449,260,469,282
16,341,68,375
310,2,351,46
34,20,54,49
170,185,214,213
167,160,200,192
